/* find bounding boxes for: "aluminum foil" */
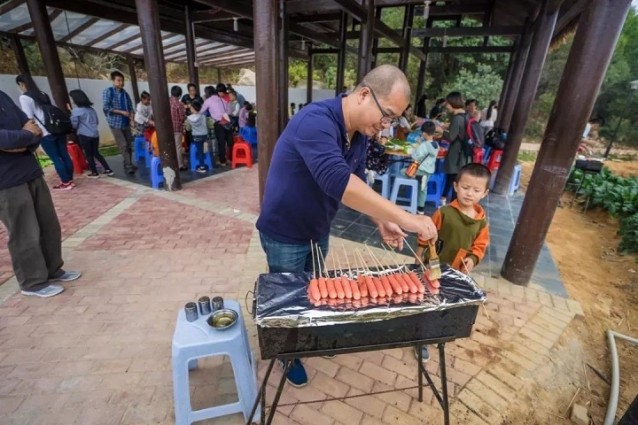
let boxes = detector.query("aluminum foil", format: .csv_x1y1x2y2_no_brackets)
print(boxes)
255,264,486,328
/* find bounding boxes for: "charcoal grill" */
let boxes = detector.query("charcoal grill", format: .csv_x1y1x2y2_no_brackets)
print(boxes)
247,264,485,425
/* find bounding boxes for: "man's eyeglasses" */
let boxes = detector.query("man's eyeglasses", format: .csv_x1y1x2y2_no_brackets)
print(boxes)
364,86,399,126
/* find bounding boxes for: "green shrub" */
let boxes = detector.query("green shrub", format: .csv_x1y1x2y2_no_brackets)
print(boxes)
568,167,638,253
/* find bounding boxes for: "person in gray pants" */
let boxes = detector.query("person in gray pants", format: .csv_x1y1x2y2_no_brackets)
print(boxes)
0,90,81,298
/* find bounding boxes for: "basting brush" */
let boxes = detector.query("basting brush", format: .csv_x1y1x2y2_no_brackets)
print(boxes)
426,239,442,280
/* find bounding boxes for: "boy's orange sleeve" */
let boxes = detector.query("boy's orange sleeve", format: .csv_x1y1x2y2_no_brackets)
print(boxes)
417,209,443,247
467,223,490,265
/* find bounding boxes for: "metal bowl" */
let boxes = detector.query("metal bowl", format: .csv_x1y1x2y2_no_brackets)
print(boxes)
207,308,238,331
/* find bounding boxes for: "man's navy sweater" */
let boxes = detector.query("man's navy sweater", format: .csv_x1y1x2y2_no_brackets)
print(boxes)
0,90,42,190
256,96,367,244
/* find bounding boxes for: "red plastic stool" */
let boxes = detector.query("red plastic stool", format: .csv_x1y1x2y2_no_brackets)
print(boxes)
67,143,87,175
472,147,484,164
231,142,253,169
486,149,503,171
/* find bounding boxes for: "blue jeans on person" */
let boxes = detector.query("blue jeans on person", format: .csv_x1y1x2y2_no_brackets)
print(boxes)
40,134,73,183
259,232,329,274
192,135,207,168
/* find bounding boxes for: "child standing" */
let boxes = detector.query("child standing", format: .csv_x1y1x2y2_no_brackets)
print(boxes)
408,121,440,214
414,163,491,362
134,91,154,136
69,89,113,178
366,134,390,185
184,99,214,173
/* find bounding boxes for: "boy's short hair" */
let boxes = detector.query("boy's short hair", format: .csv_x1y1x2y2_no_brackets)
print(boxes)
190,99,202,112
465,98,478,107
170,85,182,98
110,70,124,80
420,120,436,135
456,163,491,188
140,91,150,100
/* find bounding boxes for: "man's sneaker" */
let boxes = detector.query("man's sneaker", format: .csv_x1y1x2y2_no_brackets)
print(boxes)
104,170,115,176
414,345,430,362
196,166,207,174
87,173,100,178
278,358,308,388
21,284,64,298
49,271,81,283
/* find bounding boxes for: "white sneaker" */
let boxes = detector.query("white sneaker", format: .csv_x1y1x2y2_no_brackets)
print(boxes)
49,271,81,283
21,284,64,298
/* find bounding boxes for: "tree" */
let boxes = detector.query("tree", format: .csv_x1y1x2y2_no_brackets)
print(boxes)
441,63,503,107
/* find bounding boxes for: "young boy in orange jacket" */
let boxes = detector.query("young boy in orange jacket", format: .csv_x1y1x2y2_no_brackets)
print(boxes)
417,163,491,274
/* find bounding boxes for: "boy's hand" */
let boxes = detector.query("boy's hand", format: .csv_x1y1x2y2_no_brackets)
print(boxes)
462,257,475,274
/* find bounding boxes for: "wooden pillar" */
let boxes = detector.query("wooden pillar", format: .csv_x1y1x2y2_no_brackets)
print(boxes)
127,56,140,104
279,0,289,129
25,0,69,108
357,0,374,82
217,68,221,83
493,0,561,195
254,0,280,202
398,4,415,72
135,0,181,190
306,50,313,103
184,4,199,87
371,6,382,69
497,49,515,122
415,17,432,107
335,11,348,95
496,23,533,131
501,0,632,285
9,34,30,76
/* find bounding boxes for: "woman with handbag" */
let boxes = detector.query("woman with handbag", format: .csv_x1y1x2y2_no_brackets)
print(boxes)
403,121,440,214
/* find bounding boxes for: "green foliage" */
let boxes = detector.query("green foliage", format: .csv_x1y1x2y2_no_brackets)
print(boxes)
567,167,638,253
441,64,503,107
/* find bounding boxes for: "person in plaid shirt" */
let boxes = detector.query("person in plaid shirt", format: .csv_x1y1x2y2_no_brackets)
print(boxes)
170,85,186,169
102,70,136,174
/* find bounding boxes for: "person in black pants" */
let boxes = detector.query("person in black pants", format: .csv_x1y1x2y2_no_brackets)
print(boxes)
69,90,113,177
0,90,81,298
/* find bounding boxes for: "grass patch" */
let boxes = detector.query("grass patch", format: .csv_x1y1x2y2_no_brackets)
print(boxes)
518,151,537,162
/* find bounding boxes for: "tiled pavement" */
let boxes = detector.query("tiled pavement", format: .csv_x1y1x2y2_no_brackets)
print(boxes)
0,165,583,425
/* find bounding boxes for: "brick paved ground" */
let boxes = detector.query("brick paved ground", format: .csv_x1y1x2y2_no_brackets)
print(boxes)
0,167,583,425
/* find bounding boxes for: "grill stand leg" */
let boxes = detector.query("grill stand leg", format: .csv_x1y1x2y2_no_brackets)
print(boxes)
416,343,450,425
438,343,450,425
247,358,276,425
417,344,423,402
265,359,290,425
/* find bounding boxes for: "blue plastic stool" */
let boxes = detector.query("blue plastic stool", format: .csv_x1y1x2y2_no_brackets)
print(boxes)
435,158,445,174
483,147,492,166
426,172,446,209
390,176,419,214
374,172,391,199
150,156,164,189
509,163,522,194
189,142,214,172
134,136,146,163
172,300,259,425
144,141,152,168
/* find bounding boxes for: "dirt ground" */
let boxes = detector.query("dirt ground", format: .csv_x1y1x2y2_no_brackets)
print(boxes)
503,159,638,425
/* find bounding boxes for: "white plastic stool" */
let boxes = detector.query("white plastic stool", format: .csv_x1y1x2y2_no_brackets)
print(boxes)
172,300,259,425
390,176,419,214
374,172,391,199
509,163,522,194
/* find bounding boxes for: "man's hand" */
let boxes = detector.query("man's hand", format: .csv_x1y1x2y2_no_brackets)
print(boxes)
23,120,41,137
377,221,407,250
399,214,438,243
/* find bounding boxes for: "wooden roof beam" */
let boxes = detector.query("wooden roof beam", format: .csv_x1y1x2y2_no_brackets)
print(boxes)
0,0,24,15
428,46,513,53
58,17,100,43
412,26,523,38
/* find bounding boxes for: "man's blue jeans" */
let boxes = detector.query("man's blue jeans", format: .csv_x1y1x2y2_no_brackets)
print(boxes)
259,232,329,274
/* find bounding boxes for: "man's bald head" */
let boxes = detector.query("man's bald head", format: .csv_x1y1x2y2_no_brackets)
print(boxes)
356,64,411,102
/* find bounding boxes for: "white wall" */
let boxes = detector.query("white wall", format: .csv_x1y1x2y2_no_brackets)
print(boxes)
0,75,335,144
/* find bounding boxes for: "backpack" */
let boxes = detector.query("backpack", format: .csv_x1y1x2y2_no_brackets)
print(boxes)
466,115,485,148
28,93,73,135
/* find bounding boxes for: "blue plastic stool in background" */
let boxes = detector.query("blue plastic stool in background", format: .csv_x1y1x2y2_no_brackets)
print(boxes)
134,136,146,163
483,147,492,166
374,172,391,199
426,172,446,209
145,141,152,168
150,156,164,189
509,163,522,194
189,143,214,172
172,300,258,425
390,176,419,214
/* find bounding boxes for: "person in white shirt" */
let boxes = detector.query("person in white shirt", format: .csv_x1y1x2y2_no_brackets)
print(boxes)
480,100,498,131
134,91,154,135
